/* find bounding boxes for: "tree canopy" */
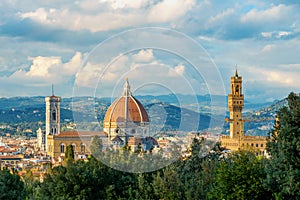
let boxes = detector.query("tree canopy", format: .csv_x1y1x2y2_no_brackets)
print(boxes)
266,92,300,199
0,169,25,200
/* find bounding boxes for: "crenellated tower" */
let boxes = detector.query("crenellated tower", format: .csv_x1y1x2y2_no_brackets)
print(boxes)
222,69,267,154
227,69,244,139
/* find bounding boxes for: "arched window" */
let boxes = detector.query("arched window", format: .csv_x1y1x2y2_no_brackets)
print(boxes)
81,143,86,153
52,110,56,121
60,144,65,153
235,85,239,95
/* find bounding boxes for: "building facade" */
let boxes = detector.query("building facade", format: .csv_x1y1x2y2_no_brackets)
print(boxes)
47,131,107,158
36,128,46,151
221,70,267,155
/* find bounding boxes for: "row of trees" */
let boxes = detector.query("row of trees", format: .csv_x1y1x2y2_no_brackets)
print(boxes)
1,92,299,199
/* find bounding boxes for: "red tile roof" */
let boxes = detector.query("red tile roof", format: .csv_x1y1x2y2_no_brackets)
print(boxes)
54,131,107,138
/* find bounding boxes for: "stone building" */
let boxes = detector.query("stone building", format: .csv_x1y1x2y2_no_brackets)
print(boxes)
37,86,60,152
221,70,267,155
47,131,107,158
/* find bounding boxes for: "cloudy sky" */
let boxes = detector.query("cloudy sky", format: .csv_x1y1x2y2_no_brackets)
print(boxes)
0,0,299,103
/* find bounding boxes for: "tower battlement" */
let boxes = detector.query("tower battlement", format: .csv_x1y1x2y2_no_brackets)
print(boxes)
221,69,268,155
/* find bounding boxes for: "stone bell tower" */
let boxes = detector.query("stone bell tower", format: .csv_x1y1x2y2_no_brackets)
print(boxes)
227,69,244,139
45,85,61,136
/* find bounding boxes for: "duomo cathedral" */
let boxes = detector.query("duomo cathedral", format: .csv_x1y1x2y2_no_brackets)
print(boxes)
37,79,157,159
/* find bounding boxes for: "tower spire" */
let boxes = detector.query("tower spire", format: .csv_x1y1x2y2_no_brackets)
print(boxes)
122,78,131,97
52,84,54,96
235,65,238,77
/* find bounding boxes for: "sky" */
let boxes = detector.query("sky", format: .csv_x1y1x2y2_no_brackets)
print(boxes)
0,0,299,103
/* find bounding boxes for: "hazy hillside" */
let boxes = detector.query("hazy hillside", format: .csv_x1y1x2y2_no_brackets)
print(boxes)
0,94,286,137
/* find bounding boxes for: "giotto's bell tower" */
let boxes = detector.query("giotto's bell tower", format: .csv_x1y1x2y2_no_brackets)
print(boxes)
45,85,61,136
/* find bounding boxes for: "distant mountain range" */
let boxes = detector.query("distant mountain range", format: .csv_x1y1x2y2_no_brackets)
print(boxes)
0,94,288,136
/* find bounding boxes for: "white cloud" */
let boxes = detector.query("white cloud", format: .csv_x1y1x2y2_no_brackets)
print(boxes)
261,31,293,39
168,64,185,77
148,0,195,23
8,52,82,84
75,62,104,88
261,44,276,52
261,32,273,38
132,49,154,63
26,56,61,77
277,31,292,38
241,4,293,23
18,0,195,32
19,7,62,25
248,66,299,87
106,0,149,10
207,8,235,27
62,52,83,74
75,53,129,88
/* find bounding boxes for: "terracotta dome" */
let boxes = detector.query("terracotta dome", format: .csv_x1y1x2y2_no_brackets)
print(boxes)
104,79,149,124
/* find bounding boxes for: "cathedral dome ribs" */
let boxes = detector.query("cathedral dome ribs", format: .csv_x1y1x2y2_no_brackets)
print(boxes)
103,79,150,138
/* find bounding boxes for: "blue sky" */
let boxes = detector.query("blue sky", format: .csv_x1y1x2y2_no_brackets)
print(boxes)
0,0,299,103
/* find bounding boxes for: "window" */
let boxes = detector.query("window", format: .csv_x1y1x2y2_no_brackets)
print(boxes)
52,110,56,121
261,144,263,147
235,85,239,94
72,144,76,152
256,144,258,147
60,144,65,153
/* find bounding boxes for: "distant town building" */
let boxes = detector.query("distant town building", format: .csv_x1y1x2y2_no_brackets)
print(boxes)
221,70,267,155
36,128,46,151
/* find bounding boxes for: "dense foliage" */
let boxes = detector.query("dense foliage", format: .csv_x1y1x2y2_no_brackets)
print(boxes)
0,169,25,200
266,92,300,199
